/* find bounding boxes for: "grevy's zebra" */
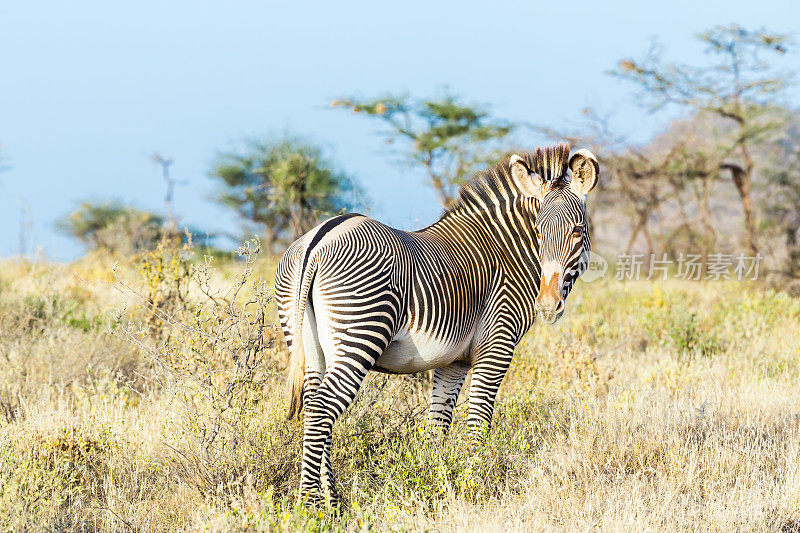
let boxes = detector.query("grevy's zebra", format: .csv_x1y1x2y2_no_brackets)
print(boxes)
275,144,599,504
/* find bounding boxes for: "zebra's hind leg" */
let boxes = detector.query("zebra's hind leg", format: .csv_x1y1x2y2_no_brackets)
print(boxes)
428,362,470,434
300,298,326,407
300,371,338,506
299,359,373,508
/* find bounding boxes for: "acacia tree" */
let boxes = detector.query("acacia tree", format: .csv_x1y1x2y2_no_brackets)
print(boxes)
152,152,179,235
613,24,792,254
57,201,171,255
607,150,674,255
210,137,360,251
549,109,737,256
763,114,800,277
332,93,512,208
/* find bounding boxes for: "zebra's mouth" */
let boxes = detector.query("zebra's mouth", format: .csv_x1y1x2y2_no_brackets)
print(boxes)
538,310,563,324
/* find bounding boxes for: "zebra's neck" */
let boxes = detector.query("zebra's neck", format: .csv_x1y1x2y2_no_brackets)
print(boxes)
418,197,541,287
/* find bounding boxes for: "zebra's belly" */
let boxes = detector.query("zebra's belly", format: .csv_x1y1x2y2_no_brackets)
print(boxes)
375,328,471,373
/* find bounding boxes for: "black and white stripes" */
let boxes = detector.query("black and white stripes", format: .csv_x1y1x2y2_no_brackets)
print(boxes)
275,144,600,504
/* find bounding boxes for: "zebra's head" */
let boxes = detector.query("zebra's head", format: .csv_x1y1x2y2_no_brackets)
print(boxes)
509,148,599,324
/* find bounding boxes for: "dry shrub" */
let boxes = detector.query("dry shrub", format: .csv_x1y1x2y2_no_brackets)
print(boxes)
0,424,119,530
111,238,301,499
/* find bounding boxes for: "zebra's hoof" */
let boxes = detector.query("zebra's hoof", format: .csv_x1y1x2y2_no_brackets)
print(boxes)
299,487,341,512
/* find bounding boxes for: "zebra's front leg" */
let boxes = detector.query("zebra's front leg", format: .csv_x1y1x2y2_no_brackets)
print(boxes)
466,339,515,441
299,360,370,507
428,362,470,434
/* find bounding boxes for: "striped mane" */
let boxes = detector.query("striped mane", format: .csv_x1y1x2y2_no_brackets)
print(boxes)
443,143,572,217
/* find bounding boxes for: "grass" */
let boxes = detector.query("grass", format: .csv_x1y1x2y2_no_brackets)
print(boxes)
0,251,799,531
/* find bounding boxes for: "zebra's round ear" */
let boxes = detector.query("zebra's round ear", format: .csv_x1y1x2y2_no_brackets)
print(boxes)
509,154,545,199
569,149,599,197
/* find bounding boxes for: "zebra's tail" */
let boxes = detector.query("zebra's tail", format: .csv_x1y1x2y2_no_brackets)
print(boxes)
286,253,318,420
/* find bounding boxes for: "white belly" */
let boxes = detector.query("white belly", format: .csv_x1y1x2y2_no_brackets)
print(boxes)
375,327,471,373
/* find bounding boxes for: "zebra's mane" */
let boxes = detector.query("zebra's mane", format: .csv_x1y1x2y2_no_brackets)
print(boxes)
443,144,572,217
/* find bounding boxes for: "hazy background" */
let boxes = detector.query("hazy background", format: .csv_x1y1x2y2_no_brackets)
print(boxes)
1,0,798,260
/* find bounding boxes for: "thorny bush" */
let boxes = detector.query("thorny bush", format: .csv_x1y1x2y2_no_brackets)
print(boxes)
111,238,297,497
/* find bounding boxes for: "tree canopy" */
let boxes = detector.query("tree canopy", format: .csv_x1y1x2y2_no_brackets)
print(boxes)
209,137,361,251
57,201,173,255
332,92,512,207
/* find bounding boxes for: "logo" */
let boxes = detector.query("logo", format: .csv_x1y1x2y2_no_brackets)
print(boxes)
580,251,608,282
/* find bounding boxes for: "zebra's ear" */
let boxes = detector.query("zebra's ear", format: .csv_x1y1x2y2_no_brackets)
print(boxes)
509,154,545,199
569,149,599,197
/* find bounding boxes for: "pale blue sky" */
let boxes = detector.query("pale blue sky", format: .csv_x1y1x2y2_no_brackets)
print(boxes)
1,1,797,260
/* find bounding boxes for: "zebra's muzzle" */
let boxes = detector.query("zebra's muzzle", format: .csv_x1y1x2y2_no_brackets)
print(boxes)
537,267,565,324
536,299,564,324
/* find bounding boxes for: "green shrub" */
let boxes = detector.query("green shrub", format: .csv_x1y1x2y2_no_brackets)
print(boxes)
664,305,722,358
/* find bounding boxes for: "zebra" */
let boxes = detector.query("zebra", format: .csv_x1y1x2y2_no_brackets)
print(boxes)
274,144,599,504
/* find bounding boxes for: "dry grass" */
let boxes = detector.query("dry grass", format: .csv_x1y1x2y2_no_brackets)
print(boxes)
0,253,799,531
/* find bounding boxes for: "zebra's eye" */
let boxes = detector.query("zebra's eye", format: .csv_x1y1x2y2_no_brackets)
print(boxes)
535,228,542,240
573,226,584,237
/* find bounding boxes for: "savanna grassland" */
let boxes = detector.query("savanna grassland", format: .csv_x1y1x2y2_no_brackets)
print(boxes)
1,246,799,532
